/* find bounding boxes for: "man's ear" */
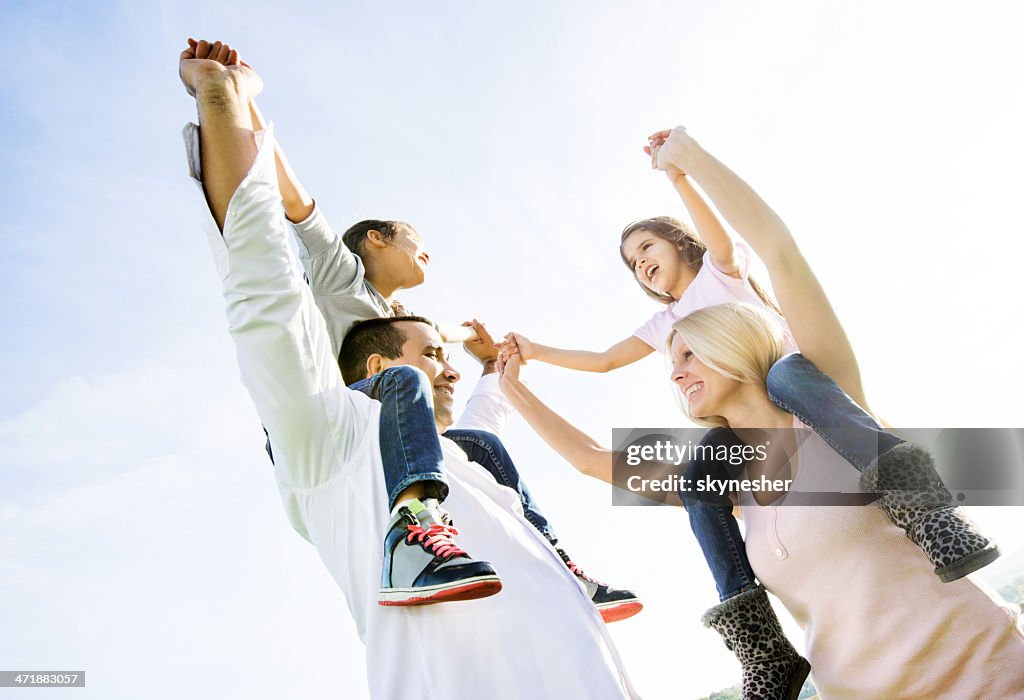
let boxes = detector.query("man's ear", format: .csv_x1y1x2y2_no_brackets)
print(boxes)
366,353,387,377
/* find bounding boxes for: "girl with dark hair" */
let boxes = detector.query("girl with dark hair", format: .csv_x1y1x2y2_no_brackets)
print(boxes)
501,151,789,373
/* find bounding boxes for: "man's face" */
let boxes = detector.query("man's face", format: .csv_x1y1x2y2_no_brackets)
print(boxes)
379,321,460,429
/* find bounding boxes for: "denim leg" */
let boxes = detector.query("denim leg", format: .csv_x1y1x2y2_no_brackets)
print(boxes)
445,428,560,546
766,354,904,472
350,365,449,508
681,428,758,602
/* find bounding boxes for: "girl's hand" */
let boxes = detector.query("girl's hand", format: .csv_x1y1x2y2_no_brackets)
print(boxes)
645,135,686,182
498,332,535,362
645,126,692,173
643,129,671,169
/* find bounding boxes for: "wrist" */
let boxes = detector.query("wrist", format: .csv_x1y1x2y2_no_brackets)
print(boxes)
530,343,551,362
501,376,527,403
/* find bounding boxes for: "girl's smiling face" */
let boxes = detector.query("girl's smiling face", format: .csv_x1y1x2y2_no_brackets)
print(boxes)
621,229,685,298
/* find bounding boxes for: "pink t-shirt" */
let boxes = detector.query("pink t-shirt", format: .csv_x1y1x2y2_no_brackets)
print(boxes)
742,418,1024,698
632,240,797,354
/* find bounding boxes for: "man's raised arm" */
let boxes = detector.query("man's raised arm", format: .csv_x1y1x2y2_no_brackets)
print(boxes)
181,39,366,488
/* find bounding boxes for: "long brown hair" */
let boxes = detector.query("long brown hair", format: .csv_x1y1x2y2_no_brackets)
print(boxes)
619,216,781,314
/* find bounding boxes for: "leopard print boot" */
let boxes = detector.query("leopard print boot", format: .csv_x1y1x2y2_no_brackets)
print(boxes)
702,585,810,700
861,442,1000,582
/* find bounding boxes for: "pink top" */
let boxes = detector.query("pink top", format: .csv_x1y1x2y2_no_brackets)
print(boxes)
632,240,796,354
741,419,1024,699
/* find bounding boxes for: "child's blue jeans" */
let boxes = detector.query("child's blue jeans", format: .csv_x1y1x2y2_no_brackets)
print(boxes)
346,366,558,544
682,353,905,601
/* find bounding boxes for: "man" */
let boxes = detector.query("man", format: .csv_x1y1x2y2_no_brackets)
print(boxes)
341,316,643,620
179,39,637,698
183,38,642,619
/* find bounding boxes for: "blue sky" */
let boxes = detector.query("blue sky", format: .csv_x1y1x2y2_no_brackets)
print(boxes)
2,1,1023,698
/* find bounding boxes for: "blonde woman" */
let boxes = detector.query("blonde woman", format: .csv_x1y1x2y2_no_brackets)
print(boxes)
497,128,1021,698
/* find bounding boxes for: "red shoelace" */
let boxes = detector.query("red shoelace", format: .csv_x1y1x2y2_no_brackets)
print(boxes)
405,523,467,559
562,554,604,585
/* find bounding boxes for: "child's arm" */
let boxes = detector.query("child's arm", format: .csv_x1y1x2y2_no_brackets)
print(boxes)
437,322,479,344
249,100,315,224
669,171,740,277
499,333,653,373
656,127,868,410
249,100,368,357
647,136,738,276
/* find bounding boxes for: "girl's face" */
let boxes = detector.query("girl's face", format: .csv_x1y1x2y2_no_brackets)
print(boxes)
621,230,683,297
669,332,737,419
382,224,430,287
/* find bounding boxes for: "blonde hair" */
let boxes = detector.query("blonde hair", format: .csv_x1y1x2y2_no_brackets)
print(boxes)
670,303,786,428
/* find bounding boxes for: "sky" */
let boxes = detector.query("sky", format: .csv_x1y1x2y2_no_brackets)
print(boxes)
1,1,1023,698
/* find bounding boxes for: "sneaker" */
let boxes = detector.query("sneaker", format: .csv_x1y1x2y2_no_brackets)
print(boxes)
379,498,502,606
556,548,643,623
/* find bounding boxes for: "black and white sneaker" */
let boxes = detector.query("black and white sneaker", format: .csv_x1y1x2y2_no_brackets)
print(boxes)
379,498,502,606
556,548,643,623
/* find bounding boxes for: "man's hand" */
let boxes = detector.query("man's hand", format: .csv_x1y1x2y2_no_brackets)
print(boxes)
179,37,262,99
462,319,499,373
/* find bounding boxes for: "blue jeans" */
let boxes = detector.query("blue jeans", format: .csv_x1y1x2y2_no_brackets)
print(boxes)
766,354,903,471
347,366,559,544
682,353,905,601
445,429,559,546
350,365,449,508
683,428,759,601
267,366,450,507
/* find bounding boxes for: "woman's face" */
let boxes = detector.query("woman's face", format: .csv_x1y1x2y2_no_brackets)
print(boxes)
621,230,683,297
669,332,736,418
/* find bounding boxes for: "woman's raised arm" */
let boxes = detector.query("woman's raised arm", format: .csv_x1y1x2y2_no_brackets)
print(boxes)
656,127,868,410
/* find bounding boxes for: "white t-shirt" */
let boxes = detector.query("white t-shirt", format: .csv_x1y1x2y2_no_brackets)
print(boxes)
632,240,796,354
187,123,638,699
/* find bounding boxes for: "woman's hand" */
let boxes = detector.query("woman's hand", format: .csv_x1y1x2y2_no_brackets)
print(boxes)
497,332,535,362
496,340,525,397
644,127,689,181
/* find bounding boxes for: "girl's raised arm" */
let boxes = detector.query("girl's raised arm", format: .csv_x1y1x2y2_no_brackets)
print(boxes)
248,100,316,224
658,127,868,409
648,131,738,277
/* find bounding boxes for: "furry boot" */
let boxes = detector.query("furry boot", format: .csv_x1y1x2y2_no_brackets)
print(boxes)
861,442,1000,582
702,585,810,700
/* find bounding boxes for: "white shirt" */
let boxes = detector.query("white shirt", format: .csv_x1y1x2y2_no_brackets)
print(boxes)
632,240,796,355
185,122,637,699
288,204,393,357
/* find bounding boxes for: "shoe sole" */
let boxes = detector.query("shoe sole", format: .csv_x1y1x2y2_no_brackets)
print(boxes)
378,575,503,606
597,599,644,624
936,543,1001,583
786,657,812,700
